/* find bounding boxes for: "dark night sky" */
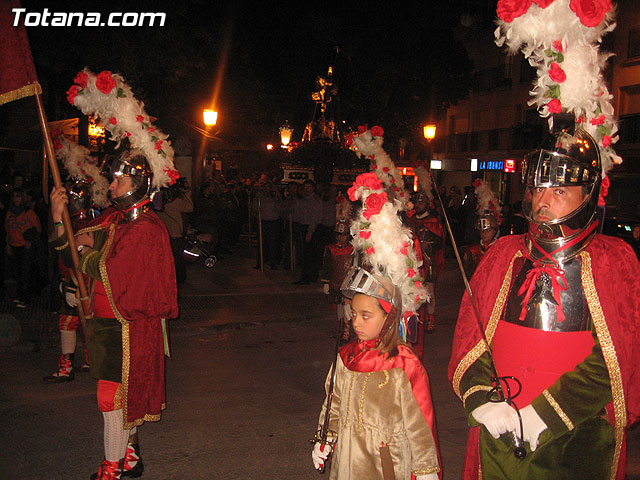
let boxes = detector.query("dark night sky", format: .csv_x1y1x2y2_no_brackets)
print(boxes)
18,0,489,148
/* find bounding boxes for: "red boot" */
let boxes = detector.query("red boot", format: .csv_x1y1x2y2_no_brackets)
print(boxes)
43,353,74,383
90,459,121,479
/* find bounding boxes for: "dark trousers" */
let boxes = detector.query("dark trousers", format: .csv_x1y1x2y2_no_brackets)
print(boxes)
257,219,281,268
170,238,187,284
7,245,33,302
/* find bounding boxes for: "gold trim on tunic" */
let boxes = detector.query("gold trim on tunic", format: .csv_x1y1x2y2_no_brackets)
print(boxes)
542,389,574,431
452,251,521,399
580,251,625,480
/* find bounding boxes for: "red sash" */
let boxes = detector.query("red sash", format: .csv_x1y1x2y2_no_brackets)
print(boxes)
492,320,594,407
92,281,116,319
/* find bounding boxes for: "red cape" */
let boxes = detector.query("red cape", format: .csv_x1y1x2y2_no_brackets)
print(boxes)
340,341,443,478
448,234,640,478
99,209,178,426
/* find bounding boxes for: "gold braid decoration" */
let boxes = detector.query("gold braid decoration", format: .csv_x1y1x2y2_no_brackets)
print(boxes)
462,385,494,408
343,371,356,428
452,251,521,399
378,370,390,389
0,83,41,106
358,372,373,433
580,251,626,480
542,389,574,431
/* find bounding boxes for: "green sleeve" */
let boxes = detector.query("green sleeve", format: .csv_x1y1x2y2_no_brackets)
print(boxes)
531,329,611,437
460,351,494,426
49,229,108,282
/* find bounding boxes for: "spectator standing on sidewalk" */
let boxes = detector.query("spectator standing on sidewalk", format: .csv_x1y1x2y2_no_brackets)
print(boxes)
5,188,41,308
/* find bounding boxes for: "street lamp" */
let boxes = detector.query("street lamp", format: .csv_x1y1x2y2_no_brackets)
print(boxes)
203,109,218,127
423,124,436,142
280,121,293,148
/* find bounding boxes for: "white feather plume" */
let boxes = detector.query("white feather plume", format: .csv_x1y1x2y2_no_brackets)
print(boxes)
68,68,179,189
349,128,411,210
414,166,433,202
348,171,429,316
54,134,109,208
495,0,621,174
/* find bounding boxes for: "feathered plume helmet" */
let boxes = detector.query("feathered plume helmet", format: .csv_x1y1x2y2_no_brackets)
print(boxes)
345,128,430,341
346,125,412,211
473,179,502,230
66,68,180,189
52,131,109,208
413,165,434,206
495,0,621,174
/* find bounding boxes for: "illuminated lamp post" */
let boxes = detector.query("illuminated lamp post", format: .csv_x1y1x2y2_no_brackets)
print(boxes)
279,121,293,149
423,124,438,169
203,109,218,127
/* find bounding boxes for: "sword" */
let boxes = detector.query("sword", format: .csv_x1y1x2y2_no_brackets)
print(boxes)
310,323,343,473
429,171,526,459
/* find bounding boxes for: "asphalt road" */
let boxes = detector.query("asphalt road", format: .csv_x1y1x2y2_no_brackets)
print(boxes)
0,242,638,479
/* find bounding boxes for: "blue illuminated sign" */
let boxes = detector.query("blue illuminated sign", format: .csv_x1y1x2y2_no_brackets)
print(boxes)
479,160,504,171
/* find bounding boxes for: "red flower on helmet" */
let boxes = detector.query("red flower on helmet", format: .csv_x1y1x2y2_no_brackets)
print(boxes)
371,125,384,137
95,71,116,94
136,115,144,122
164,168,180,186
569,0,611,27
359,230,371,240
547,98,562,113
590,114,606,126
108,117,117,125
355,172,383,191
363,192,387,220
365,246,375,255
548,62,566,83
155,140,163,150
553,40,564,52
602,135,612,148
66,85,80,105
73,71,88,89
497,0,533,23
345,132,355,147
407,268,416,278
357,124,368,134
347,184,360,201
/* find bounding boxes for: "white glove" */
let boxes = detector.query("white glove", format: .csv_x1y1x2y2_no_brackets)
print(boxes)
416,473,439,480
518,405,547,451
322,283,330,295
472,402,519,439
65,290,79,308
312,442,334,470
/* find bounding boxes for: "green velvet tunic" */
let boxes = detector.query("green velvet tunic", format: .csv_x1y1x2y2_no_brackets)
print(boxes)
461,330,614,480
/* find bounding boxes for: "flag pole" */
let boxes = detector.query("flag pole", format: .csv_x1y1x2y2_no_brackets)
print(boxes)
34,93,91,327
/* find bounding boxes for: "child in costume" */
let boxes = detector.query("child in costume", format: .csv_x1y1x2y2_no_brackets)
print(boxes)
320,217,354,340
312,267,441,479
311,153,442,479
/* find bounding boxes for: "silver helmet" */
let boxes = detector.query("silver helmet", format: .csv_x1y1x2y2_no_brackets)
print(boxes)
65,177,96,222
521,115,601,261
102,150,152,214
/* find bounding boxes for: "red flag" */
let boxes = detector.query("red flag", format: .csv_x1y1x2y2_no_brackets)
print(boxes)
0,0,41,106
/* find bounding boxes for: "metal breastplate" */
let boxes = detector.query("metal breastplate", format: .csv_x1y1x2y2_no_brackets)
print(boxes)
503,256,592,332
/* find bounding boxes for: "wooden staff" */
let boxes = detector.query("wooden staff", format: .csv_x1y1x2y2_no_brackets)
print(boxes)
258,197,264,272
34,94,91,331
42,145,48,204
289,210,295,272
